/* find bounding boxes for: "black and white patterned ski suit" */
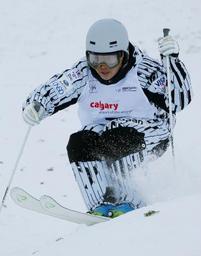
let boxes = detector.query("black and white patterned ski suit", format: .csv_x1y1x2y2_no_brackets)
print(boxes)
23,43,192,210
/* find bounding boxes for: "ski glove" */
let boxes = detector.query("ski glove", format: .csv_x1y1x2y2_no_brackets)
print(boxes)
158,35,179,56
22,101,46,126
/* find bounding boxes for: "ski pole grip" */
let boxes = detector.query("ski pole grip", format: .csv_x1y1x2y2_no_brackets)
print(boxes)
163,28,170,37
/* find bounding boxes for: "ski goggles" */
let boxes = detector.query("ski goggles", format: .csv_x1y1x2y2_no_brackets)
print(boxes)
86,51,123,69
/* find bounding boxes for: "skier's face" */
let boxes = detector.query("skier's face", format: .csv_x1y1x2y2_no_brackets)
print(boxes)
95,58,123,81
87,51,124,81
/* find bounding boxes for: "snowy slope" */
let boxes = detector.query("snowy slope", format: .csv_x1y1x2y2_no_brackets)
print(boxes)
0,0,201,255
37,194,201,256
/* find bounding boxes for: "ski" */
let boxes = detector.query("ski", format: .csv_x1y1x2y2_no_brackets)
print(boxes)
40,194,109,225
10,187,48,215
10,187,110,225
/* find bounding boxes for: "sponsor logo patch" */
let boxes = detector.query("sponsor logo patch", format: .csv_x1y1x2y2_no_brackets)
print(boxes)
89,83,97,93
90,101,119,111
122,86,137,92
153,75,166,89
52,82,67,98
67,69,82,83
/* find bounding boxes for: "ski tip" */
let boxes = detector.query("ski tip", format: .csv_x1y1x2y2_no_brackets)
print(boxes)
40,195,57,209
10,186,24,199
10,187,37,205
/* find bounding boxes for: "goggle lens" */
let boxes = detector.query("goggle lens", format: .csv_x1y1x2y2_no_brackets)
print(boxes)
87,52,122,69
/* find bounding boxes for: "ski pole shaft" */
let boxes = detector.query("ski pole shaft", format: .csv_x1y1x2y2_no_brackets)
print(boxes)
163,28,176,162
0,125,32,214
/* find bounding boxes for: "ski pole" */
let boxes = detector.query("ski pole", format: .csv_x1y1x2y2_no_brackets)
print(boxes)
163,28,176,166
0,125,32,214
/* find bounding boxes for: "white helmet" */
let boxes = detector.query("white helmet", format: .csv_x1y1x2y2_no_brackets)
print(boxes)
86,19,129,55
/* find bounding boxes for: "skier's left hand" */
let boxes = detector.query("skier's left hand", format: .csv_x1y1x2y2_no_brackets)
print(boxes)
158,35,179,56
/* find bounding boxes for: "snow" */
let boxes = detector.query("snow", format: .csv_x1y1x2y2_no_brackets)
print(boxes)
38,194,201,256
0,0,201,255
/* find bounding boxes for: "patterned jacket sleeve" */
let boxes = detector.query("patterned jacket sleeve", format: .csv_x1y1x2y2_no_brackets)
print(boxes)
22,58,89,117
137,54,192,113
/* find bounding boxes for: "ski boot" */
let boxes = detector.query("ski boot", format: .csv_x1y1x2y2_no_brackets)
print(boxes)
89,202,135,218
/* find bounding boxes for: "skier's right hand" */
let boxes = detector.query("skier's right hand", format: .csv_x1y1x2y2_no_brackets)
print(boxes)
22,101,46,126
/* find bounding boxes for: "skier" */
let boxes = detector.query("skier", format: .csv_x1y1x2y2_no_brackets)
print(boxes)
22,19,192,218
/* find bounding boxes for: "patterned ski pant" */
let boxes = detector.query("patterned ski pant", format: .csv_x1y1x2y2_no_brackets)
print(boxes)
66,117,170,211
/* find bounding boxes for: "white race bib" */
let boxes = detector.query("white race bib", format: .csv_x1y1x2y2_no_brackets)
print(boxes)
78,67,156,126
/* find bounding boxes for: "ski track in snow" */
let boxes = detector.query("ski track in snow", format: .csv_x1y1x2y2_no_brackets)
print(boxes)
0,0,201,255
